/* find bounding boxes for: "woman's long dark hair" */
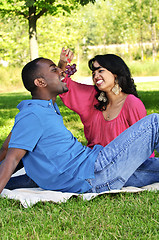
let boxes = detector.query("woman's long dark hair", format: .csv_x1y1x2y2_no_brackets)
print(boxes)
88,54,138,111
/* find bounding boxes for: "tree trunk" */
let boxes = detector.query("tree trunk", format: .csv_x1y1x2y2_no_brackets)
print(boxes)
139,0,144,61
150,7,156,62
139,24,144,61
28,6,39,60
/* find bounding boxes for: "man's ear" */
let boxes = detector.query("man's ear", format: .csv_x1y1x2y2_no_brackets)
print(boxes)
34,78,47,88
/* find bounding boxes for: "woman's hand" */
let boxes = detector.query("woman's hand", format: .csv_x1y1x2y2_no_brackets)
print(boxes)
58,47,74,71
60,47,74,63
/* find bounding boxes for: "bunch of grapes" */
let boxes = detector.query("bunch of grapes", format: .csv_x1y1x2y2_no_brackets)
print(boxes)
65,64,77,77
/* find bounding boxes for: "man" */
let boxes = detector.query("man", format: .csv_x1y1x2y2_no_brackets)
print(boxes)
0,57,159,194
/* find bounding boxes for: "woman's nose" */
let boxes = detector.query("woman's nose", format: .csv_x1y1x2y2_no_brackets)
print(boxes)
93,71,99,80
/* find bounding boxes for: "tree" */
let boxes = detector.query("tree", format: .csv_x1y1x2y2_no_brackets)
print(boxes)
0,15,29,65
0,0,95,60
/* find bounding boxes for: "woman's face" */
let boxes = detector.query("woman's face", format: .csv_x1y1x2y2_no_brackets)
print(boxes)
92,61,116,92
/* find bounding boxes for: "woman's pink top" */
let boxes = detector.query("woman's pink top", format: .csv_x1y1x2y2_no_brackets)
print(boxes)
60,76,154,157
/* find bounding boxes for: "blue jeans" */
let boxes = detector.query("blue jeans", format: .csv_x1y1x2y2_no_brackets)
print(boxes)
4,159,38,190
5,113,159,192
5,173,38,189
87,113,159,193
4,160,38,189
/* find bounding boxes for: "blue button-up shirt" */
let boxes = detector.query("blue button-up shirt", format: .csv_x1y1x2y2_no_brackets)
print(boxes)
9,99,103,193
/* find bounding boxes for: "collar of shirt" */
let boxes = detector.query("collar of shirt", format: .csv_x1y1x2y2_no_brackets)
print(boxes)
17,99,60,114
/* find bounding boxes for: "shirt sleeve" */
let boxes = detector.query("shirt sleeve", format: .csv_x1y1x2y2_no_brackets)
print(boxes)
59,76,97,116
126,95,147,126
9,113,43,152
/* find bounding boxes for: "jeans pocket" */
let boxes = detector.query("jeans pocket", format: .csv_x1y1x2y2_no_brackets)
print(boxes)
95,176,126,193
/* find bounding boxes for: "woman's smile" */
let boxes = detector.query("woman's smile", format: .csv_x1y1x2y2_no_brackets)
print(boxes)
95,79,104,86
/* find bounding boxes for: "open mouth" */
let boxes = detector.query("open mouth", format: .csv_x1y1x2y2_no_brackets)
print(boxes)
60,77,65,82
96,79,103,85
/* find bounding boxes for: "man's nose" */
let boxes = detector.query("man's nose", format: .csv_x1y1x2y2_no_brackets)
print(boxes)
58,68,66,81
58,67,63,76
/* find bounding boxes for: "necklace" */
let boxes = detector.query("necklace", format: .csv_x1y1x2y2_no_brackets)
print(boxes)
106,113,110,120
102,108,110,121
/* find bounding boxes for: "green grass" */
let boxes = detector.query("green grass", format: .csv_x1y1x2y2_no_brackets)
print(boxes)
128,61,159,77
0,82,159,239
1,192,159,239
0,66,23,93
136,82,159,116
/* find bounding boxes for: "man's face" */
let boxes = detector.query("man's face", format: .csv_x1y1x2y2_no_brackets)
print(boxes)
37,58,68,95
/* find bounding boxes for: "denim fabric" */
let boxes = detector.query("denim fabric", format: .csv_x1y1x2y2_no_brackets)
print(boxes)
87,113,159,193
4,160,38,190
125,158,159,187
5,173,38,190
13,160,24,173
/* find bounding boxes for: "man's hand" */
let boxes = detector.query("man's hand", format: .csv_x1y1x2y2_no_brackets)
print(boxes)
0,148,26,194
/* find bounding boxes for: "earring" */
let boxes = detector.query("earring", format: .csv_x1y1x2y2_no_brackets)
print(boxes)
112,79,122,95
98,92,107,102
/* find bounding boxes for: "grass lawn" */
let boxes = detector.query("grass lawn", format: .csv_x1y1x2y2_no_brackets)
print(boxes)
0,82,159,239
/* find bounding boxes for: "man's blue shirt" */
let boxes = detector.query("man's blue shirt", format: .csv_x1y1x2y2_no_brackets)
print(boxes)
9,99,103,193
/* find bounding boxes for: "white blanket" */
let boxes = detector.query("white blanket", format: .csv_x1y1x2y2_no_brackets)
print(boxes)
1,168,159,208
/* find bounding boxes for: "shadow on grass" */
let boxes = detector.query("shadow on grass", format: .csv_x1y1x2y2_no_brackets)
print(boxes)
1,90,158,115
0,92,30,108
0,92,31,127
56,96,80,121
138,90,159,114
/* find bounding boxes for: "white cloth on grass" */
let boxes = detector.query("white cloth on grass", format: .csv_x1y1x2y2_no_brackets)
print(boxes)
1,168,159,208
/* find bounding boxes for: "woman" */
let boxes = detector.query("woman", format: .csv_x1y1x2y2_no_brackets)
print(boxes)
59,48,154,157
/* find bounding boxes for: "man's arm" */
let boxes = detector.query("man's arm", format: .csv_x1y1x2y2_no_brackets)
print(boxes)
0,132,12,163
0,148,26,193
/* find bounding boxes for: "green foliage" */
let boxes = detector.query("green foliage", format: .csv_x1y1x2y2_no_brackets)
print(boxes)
0,0,77,17
0,16,29,65
0,0,95,60
0,0,159,65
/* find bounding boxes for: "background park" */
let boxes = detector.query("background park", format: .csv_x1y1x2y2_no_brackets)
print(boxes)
0,0,159,239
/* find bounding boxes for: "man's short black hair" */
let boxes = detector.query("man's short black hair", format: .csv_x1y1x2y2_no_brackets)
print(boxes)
21,57,44,93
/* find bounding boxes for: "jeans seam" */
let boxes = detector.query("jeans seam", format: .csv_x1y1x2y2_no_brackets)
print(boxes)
94,160,114,173
95,176,125,191
136,169,159,173
112,125,152,160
